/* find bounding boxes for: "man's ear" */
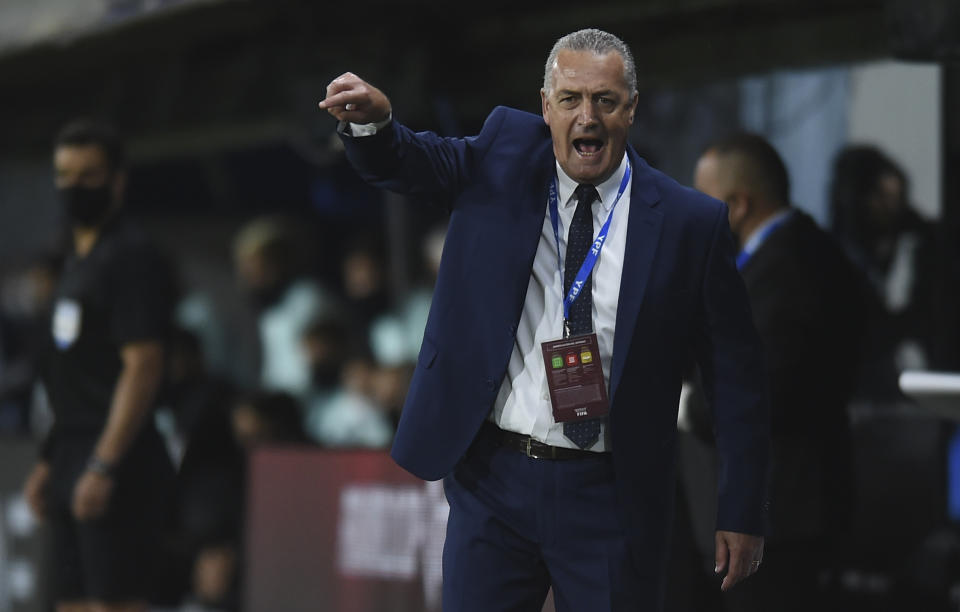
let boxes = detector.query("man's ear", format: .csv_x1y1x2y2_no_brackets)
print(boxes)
627,92,639,124
728,192,752,220
541,89,550,125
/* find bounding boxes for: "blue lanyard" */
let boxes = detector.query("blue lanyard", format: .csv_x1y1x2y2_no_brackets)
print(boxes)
735,211,791,270
548,159,632,337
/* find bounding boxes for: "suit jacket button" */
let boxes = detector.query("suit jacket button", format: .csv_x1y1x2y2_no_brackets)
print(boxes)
485,378,495,390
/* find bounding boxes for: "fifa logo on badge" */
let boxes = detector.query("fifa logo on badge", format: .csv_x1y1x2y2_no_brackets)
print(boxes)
575,407,588,417
52,299,81,350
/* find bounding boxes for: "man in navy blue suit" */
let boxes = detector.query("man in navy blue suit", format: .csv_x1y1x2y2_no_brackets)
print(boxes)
320,28,769,611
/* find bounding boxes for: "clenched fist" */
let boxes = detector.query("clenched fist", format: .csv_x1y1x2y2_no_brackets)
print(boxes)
318,72,392,125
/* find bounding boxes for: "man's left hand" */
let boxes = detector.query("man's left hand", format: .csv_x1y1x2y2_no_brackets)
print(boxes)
72,470,114,521
714,529,764,591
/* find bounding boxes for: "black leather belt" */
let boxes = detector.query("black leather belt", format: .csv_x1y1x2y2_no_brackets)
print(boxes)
481,421,608,460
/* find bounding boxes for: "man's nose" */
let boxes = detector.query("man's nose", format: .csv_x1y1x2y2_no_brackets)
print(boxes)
577,101,599,126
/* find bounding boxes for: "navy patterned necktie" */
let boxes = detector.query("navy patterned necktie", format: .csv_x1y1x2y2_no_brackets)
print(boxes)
563,184,602,449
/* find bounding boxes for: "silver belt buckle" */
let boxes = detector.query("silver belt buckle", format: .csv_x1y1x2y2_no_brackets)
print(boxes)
524,437,554,460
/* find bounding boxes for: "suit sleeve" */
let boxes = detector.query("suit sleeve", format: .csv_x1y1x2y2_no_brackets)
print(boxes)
749,255,860,434
338,107,509,207
694,203,771,536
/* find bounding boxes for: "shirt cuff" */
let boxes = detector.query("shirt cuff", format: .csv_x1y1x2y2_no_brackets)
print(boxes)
338,113,393,137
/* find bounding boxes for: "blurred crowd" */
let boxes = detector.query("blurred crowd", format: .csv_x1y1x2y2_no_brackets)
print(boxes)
0,196,446,607
0,133,951,610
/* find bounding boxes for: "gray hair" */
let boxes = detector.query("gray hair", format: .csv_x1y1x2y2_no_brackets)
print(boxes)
543,29,637,95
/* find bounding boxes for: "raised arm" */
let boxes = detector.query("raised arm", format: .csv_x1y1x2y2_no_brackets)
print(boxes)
318,72,505,202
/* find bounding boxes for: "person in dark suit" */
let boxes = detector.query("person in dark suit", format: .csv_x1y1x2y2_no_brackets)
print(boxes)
690,133,862,611
829,144,943,400
319,29,770,612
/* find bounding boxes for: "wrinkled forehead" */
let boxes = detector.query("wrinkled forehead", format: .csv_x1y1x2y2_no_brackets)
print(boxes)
548,49,629,93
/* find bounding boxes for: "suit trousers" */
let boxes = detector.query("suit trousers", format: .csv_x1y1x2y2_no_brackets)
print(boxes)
442,425,654,611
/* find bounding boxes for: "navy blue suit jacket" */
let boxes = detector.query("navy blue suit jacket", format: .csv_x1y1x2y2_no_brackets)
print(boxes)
342,106,770,578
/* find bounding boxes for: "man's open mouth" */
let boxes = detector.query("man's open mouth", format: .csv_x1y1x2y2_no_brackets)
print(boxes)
573,138,604,157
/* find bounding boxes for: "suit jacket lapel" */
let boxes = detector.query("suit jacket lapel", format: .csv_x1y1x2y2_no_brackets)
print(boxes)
610,148,663,405
504,141,558,324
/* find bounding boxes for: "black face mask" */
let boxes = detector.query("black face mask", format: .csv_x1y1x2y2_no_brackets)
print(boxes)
58,184,113,227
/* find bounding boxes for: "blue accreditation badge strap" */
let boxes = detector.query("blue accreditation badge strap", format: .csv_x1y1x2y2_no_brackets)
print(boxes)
735,211,792,270
548,159,632,338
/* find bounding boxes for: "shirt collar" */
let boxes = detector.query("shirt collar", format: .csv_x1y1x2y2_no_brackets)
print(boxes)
555,153,629,212
741,207,793,255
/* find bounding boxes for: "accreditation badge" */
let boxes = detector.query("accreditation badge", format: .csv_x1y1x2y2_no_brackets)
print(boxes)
52,298,82,350
540,333,609,423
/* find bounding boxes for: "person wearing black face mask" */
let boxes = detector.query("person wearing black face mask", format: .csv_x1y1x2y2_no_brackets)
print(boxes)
21,119,179,612
58,180,115,227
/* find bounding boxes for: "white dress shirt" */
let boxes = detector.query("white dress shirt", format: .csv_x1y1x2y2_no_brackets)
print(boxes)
345,117,630,451
491,154,631,451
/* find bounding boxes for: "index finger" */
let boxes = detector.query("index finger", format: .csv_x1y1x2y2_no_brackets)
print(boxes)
319,89,363,111
320,73,359,106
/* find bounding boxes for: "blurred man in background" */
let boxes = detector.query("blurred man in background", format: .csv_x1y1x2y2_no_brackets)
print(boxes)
0,254,61,433
301,317,394,448
829,145,942,400
233,216,337,397
689,133,863,611
21,119,178,612
339,235,391,349
159,328,244,610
